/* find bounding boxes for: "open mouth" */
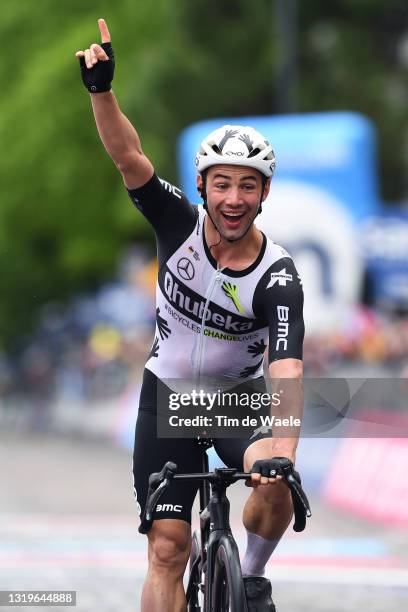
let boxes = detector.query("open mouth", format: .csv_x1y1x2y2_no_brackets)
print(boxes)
221,211,246,226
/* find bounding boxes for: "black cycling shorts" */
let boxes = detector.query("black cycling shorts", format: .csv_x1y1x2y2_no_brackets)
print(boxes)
133,369,272,525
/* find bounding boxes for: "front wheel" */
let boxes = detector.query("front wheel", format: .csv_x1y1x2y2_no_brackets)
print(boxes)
211,535,248,612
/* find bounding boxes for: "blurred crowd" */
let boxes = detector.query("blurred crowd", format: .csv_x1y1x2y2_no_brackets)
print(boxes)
304,306,408,376
0,248,155,424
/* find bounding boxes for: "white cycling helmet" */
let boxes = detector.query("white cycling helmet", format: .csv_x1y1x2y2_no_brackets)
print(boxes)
195,125,276,178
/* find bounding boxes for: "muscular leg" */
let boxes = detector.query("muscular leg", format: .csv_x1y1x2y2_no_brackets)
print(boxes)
141,519,191,612
242,479,292,540
242,439,293,571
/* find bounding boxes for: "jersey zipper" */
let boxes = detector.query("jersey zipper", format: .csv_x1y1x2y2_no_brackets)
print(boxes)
194,266,223,379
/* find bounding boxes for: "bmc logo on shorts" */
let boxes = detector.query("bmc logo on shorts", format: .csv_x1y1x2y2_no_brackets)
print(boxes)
156,504,183,512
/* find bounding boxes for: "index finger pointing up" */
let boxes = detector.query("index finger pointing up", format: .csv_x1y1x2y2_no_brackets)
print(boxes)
98,18,111,43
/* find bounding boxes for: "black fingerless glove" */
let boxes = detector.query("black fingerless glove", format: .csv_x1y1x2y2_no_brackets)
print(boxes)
251,456,296,478
79,42,115,93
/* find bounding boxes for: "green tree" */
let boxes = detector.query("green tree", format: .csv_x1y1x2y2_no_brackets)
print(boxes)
297,0,408,200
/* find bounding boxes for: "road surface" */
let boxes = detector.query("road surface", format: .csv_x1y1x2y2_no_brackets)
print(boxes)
1,430,407,611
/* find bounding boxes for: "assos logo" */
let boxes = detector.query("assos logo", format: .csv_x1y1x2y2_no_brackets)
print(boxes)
276,306,289,351
267,268,293,289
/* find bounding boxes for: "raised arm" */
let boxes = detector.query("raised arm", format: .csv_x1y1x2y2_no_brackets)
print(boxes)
76,18,153,189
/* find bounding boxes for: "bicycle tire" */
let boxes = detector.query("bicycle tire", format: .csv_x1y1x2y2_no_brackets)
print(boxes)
211,534,248,612
187,531,202,611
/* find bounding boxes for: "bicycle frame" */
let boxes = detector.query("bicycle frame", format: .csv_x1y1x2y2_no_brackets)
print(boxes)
198,448,210,576
186,449,248,610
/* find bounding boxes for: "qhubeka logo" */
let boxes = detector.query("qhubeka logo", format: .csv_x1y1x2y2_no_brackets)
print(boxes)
162,267,256,333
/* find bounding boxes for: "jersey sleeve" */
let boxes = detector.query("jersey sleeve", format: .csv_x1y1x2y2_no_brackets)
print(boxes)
127,174,198,264
252,257,305,363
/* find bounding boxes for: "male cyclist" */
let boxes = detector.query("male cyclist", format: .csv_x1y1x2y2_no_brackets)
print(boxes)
76,19,304,612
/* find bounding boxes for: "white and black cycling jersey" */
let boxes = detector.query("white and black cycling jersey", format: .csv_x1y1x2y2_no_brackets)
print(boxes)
128,174,304,382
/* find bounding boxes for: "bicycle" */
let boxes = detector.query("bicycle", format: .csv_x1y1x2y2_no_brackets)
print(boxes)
139,439,311,611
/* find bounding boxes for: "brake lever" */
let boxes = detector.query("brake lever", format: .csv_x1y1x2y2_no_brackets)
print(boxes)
281,466,312,532
138,462,178,534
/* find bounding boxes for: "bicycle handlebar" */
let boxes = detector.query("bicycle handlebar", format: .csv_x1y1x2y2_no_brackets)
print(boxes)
139,461,311,534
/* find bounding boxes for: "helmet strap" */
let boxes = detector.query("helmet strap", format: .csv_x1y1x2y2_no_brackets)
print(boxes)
199,170,208,206
256,175,267,217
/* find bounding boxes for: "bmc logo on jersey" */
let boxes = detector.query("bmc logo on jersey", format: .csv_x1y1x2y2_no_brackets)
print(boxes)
159,178,182,200
276,306,289,351
156,504,182,512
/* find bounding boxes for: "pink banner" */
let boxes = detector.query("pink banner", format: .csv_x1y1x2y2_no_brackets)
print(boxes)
323,425,408,526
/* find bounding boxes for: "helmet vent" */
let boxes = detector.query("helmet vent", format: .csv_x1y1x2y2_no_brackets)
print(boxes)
248,147,260,158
